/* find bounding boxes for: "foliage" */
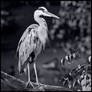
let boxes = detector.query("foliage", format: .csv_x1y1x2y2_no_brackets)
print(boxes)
50,1,91,56
60,53,91,91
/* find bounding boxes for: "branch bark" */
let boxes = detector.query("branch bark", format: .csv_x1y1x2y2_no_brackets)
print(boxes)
1,71,72,91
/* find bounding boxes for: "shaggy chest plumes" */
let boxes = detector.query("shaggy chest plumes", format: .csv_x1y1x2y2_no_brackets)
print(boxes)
37,25,48,48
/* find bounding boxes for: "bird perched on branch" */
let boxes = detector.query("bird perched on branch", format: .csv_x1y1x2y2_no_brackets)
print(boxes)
16,6,59,88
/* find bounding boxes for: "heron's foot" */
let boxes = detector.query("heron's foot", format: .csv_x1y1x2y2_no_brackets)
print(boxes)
26,81,34,89
34,82,45,91
36,81,40,86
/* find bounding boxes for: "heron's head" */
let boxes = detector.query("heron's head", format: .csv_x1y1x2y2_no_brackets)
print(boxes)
34,6,59,19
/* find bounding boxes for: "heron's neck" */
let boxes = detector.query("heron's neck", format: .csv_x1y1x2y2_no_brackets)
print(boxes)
34,16,48,48
34,16,47,26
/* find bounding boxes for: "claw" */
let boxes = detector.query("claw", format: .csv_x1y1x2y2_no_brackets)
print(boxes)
26,81,34,88
34,83,45,91
36,82,40,87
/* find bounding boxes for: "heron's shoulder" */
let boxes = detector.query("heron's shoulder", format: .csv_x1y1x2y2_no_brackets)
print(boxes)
27,24,39,31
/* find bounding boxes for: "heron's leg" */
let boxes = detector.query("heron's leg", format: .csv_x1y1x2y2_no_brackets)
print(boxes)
33,62,39,85
26,63,34,88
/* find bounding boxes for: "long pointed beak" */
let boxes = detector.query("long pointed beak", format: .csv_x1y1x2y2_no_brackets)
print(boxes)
45,11,60,19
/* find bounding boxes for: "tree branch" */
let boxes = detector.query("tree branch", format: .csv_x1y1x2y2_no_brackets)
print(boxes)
1,71,73,91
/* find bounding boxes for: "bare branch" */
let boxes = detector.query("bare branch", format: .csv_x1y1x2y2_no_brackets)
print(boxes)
1,71,72,91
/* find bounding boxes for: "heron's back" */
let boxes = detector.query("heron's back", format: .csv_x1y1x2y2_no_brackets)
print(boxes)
17,24,42,73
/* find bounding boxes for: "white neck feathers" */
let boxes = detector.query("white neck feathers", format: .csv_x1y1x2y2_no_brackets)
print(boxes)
34,15,48,48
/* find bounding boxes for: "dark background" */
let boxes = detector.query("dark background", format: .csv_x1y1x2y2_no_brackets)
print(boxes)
1,0,91,90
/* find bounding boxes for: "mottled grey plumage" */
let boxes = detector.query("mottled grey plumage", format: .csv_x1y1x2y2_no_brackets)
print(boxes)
17,24,45,73
16,6,59,87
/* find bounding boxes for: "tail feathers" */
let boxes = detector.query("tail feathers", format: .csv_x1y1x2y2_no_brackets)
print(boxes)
18,60,21,74
16,46,19,58
18,60,28,74
18,55,34,74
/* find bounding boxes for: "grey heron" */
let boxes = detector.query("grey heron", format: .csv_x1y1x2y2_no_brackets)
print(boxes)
16,6,59,88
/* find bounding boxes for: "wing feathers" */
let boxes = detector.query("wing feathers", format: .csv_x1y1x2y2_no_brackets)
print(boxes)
17,24,38,73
